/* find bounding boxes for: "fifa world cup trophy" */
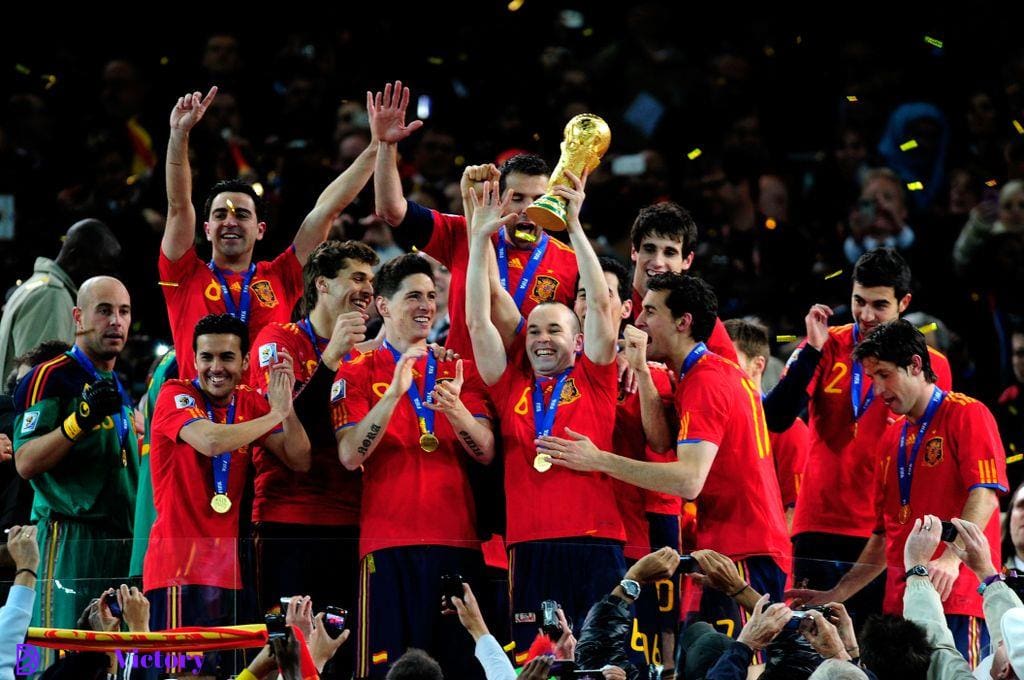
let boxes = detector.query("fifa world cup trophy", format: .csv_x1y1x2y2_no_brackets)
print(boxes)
525,114,611,231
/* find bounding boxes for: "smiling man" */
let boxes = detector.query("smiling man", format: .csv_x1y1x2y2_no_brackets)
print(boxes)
764,248,953,625
160,84,386,378
12,276,138,630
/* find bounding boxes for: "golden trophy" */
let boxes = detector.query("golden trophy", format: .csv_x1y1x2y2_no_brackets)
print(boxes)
525,114,611,231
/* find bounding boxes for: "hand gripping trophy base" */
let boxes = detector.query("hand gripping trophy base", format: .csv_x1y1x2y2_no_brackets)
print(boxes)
525,195,569,232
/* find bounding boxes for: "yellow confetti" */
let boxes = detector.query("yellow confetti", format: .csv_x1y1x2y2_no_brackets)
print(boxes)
454,155,465,166
1011,442,1018,451
251,182,264,197
15,64,30,75
795,35,803,45
776,335,798,342
582,27,593,37
159,56,169,66
1014,120,1024,135
158,281,179,287
846,95,859,103
986,179,998,187
764,46,776,57
918,322,938,334
687,148,702,160
428,57,443,66
42,74,57,90
1007,453,1023,464
924,36,943,49
906,181,924,191
765,218,777,230
125,174,138,186
824,269,843,280
507,0,524,9
899,139,918,151
225,198,236,214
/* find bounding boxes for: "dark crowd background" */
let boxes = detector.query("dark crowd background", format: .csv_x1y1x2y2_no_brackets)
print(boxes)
2,4,1024,406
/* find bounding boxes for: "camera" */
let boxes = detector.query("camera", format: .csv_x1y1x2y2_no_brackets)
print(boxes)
103,591,122,619
786,605,833,629
265,613,288,642
323,606,347,638
540,600,563,639
440,573,464,611
940,521,958,542
675,555,700,576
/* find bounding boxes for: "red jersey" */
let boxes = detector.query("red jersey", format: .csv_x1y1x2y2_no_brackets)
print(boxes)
404,202,577,356
770,418,809,510
144,380,279,591
614,364,679,559
675,348,791,569
630,289,737,363
874,392,1007,617
789,324,953,538
491,346,625,546
158,245,303,380
249,321,360,526
330,348,491,558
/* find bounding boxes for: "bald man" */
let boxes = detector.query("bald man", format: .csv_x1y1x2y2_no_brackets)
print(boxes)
0,219,121,383
12,276,138,630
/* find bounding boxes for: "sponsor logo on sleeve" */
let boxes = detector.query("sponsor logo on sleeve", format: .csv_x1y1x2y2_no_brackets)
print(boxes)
175,394,196,409
331,379,346,402
20,411,39,434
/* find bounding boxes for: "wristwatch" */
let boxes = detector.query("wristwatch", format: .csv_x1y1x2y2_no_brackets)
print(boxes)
904,564,929,580
619,579,641,600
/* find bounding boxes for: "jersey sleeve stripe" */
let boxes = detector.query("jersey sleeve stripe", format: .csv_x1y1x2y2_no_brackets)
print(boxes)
678,438,705,445
968,482,1008,493
28,354,71,406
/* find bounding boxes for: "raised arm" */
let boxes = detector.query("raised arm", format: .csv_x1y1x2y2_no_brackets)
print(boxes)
466,182,518,385
623,325,673,453
163,87,218,261
370,80,423,226
261,357,311,472
559,171,615,364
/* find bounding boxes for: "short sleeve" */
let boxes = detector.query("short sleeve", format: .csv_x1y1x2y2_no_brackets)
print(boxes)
675,369,731,447
411,203,465,269
458,361,494,420
158,245,204,282
267,245,304,303
330,360,371,431
152,382,208,443
951,399,1008,493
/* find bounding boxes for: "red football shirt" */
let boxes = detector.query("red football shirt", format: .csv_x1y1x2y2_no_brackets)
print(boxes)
675,350,791,569
158,245,303,379
491,345,625,546
405,202,578,356
789,324,953,538
615,364,680,559
630,289,738,363
330,348,491,558
873,392,1007,617
770,418,809,510
144,380,278,591
249,322,361,526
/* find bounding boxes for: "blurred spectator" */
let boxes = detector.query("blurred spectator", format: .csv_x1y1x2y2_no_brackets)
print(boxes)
996,330,1024,503
843,168,915,264
877,103,949,212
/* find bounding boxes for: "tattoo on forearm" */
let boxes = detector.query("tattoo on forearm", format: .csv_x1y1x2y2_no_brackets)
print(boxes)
458,430,485,458
357,424,382,457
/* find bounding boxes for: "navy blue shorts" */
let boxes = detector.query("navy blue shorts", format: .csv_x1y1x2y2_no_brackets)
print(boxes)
792,532,885,628
356,546,485,680
624,513,683,668
509,538,626,665
146,584,242,677
947,614,990,669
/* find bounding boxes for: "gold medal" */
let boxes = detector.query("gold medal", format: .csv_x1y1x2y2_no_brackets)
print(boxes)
210,493,232,514
419,433,439,453
533,453,552,473
897,503,911,525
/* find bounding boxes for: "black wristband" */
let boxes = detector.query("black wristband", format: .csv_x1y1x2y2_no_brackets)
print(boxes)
728,583,750,598
15,568,37,579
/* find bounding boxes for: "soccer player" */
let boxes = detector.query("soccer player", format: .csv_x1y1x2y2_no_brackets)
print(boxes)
143,314,309,676
331,254,494,680
788,320,1006,667
766,248,952,620
539,273,791,641
466,176,627,661
373,83,578,357
627,202,737,361
159,83,388,377
13,276,138,631
248,240,377,677
724,319,809,530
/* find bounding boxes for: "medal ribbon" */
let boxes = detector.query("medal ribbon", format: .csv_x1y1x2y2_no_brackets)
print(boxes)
679,342,708,380
192,379,237,498
496,228,550,309
897,386,946,509
69,346,130,451
382,341,437,437
850,324,875,420
208,262,257,324
533,367,573,439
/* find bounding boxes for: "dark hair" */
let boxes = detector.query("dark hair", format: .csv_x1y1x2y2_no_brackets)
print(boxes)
384,649,443,680
853,248,912,301
498,154,550,193
1003,481,1024,566
375,254,434,301
646,273,718,342
851,319,937,383
8,340,73,393
202,179,265,222
192,313,249,356
576,256,631,302
759,629,823,680
724,319,769,360
859,614,930,680
629,202,698,257
302,240,379,314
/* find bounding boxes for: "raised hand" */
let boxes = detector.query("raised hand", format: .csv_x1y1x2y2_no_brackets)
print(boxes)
323,311,368,369
268,362,296,417
805,304,833,351
387,346,427,398
469,180,517,238
367,80,424,144
622,324,650,374
426,359,465,415
169,87,218,132
552,169,589,231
